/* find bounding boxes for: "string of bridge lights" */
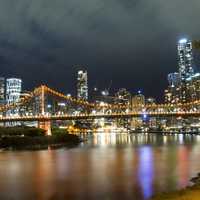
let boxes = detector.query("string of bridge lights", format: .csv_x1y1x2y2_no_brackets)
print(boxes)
0,85,200,113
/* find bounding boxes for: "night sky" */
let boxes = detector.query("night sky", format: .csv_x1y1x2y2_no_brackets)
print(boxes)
0,0,200,100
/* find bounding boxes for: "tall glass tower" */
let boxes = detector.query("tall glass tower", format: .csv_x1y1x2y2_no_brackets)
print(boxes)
167,72,181,87
178,38,194,81
77,70,88,100
0,77,5,105
6,78,22,105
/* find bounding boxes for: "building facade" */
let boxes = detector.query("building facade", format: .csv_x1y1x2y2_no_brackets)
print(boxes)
165,38,198,104
131,93,145,111
168,73,181,87
130,92,145,129
6,78,22,106
77,70,88,100
185,73,200,101
115,88,131,107
178,39,194,81
164,85,182,104
0,77,5,105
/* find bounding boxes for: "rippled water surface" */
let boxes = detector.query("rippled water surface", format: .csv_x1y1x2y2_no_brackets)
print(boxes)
1,133,200,200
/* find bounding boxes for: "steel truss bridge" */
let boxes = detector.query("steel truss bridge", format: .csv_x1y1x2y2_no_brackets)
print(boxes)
1,85,200,135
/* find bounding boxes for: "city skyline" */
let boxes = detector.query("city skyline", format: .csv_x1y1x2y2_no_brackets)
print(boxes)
1,41,200,100
1,37,200,103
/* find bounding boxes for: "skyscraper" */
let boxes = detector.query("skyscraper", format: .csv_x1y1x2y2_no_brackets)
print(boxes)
165,38,197,104
178,38,194,81
131,92,145,111
167,72,181,87
0,77,5,105
6,78,22,105
77,70,88,100
115,88,131,106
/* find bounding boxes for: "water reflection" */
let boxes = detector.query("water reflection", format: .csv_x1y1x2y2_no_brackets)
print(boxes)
177,146,190,188
138,147,154,199
0,133,200,200
84,132,199,147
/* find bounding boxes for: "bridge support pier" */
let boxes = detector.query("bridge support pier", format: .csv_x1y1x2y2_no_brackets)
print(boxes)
38,121,52,136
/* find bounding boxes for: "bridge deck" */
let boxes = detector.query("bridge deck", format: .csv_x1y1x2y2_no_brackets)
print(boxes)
0,112,200,122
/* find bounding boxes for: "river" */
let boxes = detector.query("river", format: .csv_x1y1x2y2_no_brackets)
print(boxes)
1,132,200,200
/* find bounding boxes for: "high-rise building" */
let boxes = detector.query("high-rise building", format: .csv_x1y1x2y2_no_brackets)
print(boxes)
164,85,182,104
6,78,22,105
131,92,145,129
178,38,194,81
165,38,196,104
77,70,88,100
0,77,5,105
115,88,131,106
131,92,145,111
185,73,200,101
168,73,181,87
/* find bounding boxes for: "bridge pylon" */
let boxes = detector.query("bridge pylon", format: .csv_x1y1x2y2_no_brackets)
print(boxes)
38,121,52,136
40,85,46,115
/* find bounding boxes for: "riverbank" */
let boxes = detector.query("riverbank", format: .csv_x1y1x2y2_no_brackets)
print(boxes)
151,174,200,200
0,127,81,150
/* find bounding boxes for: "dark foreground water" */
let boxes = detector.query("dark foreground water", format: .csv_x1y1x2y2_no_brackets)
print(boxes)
1,133,200,200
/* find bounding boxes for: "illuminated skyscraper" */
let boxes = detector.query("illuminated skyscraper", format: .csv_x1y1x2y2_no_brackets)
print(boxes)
131,92,145,111
165,38,197,104
168,73,181,87
6,78,22,105
115,88,131,105
77,70,88,100
178,38,194,81
131,92,145,129
0,77,5,105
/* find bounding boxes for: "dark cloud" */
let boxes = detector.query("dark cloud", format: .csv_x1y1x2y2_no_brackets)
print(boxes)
0,0,200,99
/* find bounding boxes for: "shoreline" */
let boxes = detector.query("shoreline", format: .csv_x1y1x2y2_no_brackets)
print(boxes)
151,173,200,200
0,127,82,151
0,140,81,151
